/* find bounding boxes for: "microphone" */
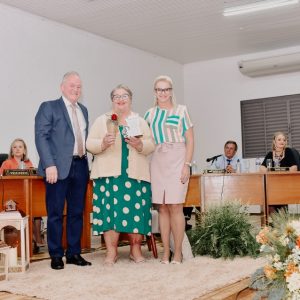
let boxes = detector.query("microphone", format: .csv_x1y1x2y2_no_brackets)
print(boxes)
206,154,222,162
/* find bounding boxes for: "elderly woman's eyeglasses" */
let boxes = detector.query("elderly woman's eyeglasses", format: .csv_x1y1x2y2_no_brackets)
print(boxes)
155,88,172,94
112,94,130,101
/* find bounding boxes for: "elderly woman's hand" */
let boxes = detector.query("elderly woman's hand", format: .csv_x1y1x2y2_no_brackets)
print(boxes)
125,137,143,152
101,133,116,151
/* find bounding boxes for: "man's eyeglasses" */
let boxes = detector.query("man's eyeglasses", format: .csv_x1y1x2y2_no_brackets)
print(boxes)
112,94,130,101
155,88,172,94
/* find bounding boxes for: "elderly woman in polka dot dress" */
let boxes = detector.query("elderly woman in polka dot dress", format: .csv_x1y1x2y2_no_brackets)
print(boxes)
86,84,155,265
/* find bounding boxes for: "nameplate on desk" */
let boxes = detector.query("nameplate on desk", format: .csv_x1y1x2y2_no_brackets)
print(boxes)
270,167,289,172
203,169,226,174
3,169,37,176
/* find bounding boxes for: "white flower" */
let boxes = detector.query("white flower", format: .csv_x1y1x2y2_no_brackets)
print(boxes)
279,235,290,246
274,254,280,262
292,294,300,300
290,220,300,235
260,245,266,252
290,247,300,265
287,272,300,292
273,261,284,270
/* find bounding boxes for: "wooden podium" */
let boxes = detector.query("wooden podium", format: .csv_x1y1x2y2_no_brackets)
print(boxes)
184,174,201,207
0,176,93,257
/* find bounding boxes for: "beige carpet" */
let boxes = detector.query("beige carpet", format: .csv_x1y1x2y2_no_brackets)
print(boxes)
0,246,266,300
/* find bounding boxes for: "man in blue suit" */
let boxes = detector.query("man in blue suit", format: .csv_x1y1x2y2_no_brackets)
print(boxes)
35,71,91,270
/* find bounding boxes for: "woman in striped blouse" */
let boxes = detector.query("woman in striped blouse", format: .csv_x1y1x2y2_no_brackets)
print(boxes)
145,75,194,264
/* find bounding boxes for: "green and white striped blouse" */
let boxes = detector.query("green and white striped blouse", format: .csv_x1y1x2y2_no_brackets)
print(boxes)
144,105,193,144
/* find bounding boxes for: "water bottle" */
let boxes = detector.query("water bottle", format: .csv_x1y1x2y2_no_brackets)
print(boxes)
191,161,198,174
236,159,241,173
19,160,25,170
255,158,261,172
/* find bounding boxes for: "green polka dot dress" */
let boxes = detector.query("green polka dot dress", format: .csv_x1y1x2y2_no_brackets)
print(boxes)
92,126,152,236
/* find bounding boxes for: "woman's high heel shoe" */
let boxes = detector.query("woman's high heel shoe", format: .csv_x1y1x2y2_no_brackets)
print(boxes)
170,260,182,264
129,255,146,263
171,253,183,264
103,256,118,266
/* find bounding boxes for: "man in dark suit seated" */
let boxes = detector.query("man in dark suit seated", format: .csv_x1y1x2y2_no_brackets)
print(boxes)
35,71,91,270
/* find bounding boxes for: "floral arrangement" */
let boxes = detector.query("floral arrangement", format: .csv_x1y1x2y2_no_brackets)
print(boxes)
250,209,300,300
187,201,259,259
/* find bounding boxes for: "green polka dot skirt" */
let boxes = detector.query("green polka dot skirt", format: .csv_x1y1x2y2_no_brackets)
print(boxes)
92,126,152,236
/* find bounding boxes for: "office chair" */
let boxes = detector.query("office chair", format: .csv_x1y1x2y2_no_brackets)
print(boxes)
290,148,300,171
0,153,8,167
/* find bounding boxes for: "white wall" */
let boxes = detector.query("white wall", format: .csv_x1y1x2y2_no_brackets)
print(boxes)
3,3,300,172
0,4,183,166
184,46,300,170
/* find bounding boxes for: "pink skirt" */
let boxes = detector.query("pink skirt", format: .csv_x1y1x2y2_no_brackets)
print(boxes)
150,143,189,204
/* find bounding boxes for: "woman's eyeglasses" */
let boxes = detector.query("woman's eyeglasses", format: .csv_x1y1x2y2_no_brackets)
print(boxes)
155,88,172,94
112,94,130,101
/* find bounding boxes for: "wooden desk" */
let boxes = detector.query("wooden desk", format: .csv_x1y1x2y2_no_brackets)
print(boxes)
265,172,300,206
201,173,266,221
0,176,92,257
184,174,201,207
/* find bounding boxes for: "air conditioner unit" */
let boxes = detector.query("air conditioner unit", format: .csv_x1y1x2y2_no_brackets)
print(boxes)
238,52,300,77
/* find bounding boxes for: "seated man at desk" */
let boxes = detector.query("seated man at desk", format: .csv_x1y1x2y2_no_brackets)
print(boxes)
209,140,242,173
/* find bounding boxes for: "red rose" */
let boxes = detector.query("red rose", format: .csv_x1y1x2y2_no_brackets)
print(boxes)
111,114,118,121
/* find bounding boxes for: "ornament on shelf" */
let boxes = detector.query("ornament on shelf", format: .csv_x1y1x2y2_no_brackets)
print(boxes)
4,200,17,212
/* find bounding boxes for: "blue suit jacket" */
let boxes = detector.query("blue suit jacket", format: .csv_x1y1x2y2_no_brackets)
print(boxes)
35,97,89,180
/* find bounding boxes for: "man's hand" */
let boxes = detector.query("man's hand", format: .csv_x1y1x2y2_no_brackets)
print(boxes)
226,165,235,173
46,166,58,184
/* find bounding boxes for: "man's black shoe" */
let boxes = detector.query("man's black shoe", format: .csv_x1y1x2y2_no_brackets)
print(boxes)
51,257,64,270
66,254,92,266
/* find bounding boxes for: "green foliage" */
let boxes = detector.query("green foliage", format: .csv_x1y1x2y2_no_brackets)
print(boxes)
250,268,287,300
187,201,259,259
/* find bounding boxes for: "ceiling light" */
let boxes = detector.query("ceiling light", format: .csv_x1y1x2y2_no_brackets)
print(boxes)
223,0,299,16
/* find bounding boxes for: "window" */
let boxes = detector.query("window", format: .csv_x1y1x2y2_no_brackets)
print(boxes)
241,94,300,158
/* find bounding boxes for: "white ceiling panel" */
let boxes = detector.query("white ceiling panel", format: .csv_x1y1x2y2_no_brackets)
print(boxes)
1,0,300,63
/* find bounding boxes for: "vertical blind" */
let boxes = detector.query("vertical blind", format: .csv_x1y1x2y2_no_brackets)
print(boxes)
241,94,300,158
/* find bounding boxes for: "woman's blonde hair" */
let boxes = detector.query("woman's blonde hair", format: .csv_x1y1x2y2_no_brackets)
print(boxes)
153,75,177,106
8,138,29,161
272,131,288,151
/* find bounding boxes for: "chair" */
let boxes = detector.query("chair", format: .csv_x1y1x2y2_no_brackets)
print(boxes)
0,154,8,167
290,148,300,170
118,210,159,259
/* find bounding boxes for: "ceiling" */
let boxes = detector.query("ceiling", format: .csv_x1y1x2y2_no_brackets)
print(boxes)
1,0,300,64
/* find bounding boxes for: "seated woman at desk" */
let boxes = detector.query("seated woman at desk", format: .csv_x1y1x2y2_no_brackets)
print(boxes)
259,132,297,172
260,131,297,214
0,138,45,248
0,138,33,174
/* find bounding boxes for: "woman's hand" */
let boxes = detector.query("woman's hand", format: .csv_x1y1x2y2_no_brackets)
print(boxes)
125,137,143,152
180,164,190,184
101,133,116,151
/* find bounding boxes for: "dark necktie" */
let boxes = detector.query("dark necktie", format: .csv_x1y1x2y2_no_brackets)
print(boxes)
227,159,231,165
